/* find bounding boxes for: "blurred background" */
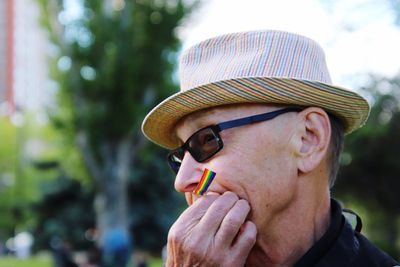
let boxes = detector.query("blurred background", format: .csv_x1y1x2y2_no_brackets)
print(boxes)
0,0,399,266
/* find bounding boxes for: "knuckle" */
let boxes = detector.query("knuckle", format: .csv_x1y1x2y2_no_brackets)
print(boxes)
203,193,219,200
222,259,236,267
184,239,208,262
201,194,219,205
222,255,244,267
210,206,228,218
225,215,242,228
207,255,223,267
185,239,198,252
168,227,183,244
223,191,239,202
218,224,239,240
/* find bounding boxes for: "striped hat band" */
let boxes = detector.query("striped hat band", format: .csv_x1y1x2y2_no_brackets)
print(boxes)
142,30,370,149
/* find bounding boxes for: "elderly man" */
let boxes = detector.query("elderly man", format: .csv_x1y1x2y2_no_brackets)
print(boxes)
142,30,398,266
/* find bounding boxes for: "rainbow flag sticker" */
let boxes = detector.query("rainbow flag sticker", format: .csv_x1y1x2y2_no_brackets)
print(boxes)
193,168,216,195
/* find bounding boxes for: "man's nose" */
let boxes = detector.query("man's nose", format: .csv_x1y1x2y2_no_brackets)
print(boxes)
174,152,203,193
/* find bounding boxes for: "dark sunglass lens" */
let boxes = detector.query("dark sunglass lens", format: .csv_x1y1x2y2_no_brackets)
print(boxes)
168,160,180,174
188,127,221,162
167,151,183,174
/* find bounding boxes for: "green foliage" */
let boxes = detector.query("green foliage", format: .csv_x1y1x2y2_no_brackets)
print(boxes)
0,117,17,173
37,0,195,254
33,174,95,251
0,114,64,238
129,143,183,252
39,0,192,152
333,76,400,257
0,116,18,236
148,256,163,267
334,77,400,210
0,111,92,240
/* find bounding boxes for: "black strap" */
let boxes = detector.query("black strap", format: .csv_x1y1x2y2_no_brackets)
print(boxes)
343,208,363,233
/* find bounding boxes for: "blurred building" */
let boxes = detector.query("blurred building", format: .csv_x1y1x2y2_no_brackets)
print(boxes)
0,0,49,115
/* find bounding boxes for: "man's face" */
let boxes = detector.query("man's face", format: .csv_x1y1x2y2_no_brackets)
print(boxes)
173,104,302,234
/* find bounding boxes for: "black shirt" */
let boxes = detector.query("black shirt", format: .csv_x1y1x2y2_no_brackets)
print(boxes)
294,199,399,267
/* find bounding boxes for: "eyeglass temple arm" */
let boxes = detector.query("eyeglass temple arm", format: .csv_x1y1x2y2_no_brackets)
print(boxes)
217,107,302,131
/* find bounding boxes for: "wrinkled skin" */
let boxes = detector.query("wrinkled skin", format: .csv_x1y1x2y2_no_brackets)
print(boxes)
166,191,257,267
165,104,332,267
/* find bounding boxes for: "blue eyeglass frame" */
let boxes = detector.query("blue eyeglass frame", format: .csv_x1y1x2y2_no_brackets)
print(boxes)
167,107,302,174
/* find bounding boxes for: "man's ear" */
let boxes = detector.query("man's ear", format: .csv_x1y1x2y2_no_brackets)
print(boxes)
295,107,331,175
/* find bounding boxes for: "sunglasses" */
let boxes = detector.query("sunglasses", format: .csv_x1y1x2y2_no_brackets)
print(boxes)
167,107,302,174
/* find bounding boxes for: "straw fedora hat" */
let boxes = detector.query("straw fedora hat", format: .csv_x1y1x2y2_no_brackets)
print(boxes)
142,30,370,149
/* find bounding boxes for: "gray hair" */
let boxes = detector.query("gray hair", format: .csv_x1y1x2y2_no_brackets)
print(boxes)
327,114,345,188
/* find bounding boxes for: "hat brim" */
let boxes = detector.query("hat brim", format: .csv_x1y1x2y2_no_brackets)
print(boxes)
142,77,370,149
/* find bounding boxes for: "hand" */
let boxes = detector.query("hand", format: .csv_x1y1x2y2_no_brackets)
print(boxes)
166,191,257,267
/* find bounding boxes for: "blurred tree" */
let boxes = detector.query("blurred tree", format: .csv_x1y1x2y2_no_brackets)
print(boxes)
128,145,184,252
0,112,90,252
37,0,196,258
318,0,400,258
0,117,17,182
333,76,400,258
33,168,95,251
0,116,18,237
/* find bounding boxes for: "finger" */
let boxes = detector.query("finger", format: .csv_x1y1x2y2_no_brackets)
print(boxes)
175,193,220,227
214,198,251,246
230,221,257,260
196,191,239,234
167,193,220,250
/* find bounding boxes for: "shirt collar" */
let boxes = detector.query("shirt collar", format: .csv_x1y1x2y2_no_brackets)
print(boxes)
293,199,345,267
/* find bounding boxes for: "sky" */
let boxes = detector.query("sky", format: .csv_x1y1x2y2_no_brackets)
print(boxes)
177,0,400,90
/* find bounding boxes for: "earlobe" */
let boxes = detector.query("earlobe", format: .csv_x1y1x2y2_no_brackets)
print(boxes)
296,108,331,174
